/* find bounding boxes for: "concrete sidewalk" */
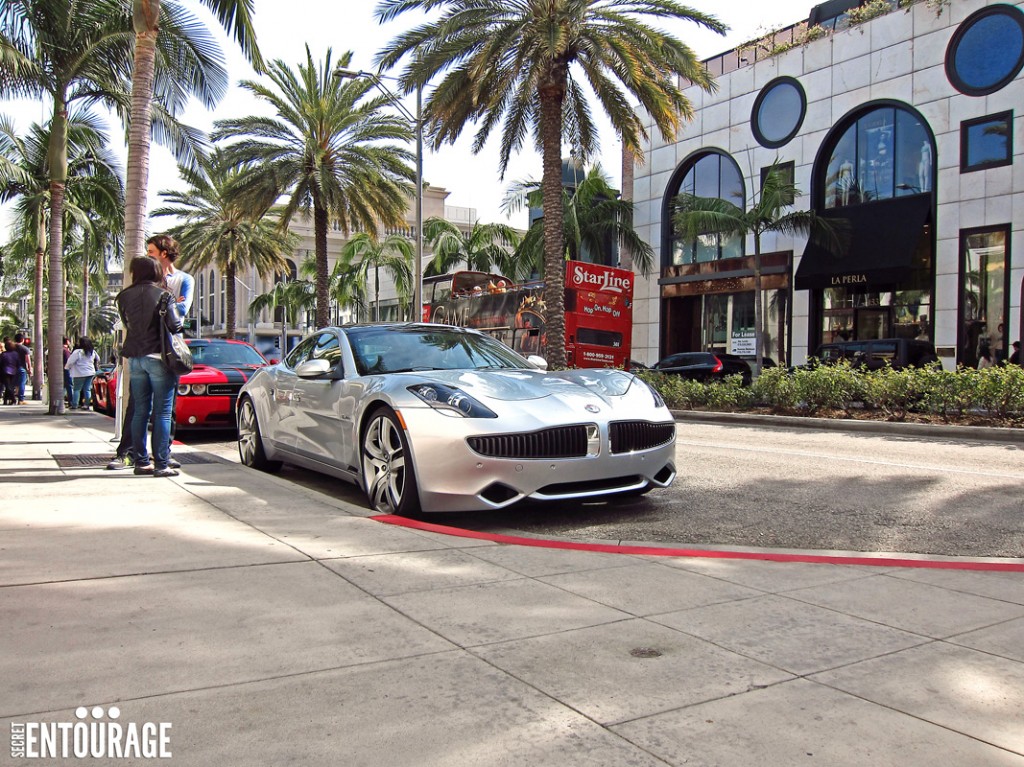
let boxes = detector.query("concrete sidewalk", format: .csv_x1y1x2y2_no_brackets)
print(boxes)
2,401,1023,766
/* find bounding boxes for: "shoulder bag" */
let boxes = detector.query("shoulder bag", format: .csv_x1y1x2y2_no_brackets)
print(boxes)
158,296,193,377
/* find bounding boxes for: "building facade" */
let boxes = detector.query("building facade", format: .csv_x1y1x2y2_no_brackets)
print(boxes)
629,0,1023,369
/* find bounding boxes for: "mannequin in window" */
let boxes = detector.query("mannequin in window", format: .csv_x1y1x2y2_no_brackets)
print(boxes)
918,140,932,192
836,159,854,206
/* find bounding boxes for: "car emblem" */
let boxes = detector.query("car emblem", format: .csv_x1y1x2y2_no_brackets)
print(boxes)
585,404,600,413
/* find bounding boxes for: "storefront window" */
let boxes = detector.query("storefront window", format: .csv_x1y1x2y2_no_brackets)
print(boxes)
960,227,1008,366
821,287,932,344
669,152,745,265
824,106,932,208
698,290,789,364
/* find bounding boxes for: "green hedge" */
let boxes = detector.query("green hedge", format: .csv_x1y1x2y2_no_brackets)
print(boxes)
637,362,1024,425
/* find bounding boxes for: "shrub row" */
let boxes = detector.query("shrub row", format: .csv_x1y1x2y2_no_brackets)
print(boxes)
637,362,1024,424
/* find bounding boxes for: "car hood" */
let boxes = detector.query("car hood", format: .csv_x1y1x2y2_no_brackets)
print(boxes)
398,368,641,405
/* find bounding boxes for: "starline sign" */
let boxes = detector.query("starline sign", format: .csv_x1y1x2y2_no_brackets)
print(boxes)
567,263,633,294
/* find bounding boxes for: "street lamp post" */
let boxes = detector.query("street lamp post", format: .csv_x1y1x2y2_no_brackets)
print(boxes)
336,69,424,321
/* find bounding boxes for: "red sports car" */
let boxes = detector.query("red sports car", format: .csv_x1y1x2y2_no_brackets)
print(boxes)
92,339,269,429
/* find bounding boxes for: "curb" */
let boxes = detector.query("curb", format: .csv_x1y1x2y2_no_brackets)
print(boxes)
671,409,1024,443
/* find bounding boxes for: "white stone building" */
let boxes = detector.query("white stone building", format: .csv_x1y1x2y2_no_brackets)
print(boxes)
628,0,1023,369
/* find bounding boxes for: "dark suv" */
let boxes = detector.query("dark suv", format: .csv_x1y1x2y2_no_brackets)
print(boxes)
652,352,753,385
812,338,939,370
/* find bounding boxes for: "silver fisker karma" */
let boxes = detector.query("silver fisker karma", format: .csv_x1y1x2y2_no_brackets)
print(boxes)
237,323,677,515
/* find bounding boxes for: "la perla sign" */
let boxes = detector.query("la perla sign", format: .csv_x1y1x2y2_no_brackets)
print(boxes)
831,274,868,286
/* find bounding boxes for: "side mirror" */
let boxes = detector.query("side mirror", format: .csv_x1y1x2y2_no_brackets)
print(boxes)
527,355,548,370
294,359,333,378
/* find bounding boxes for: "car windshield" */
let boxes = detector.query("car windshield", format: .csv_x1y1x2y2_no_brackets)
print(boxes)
188,343,266,367
347,326,533,375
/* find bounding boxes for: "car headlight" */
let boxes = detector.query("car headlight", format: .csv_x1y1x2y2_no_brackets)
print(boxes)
191,384,206,396
177,383,189,396
407,383,497,418
176,383,206,396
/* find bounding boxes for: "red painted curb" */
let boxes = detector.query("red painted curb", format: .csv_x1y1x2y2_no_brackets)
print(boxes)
373,515,1024,573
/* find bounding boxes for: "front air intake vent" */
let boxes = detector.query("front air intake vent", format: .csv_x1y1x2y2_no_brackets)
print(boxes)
468,425,589,459
609,421,676,453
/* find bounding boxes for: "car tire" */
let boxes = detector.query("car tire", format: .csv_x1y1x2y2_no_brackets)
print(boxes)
361,407,421,517
237,396,282,473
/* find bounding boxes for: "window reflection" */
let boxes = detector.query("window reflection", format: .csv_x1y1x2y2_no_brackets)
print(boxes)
824,106,932,209
670,152,745,265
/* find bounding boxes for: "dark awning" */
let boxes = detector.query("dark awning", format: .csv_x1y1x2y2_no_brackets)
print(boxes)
795,194,931,291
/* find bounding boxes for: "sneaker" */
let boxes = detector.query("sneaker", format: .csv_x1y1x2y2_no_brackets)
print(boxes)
106,455,133,471
153,468,179,478
133,464,154,475
167,458,182,469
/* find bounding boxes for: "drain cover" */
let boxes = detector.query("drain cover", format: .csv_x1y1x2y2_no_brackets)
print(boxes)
630,647,663,658
52,453,216,468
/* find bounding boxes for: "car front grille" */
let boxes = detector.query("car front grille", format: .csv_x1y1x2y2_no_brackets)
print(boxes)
206,383,243,396
468,425,589,459
609,421,676,453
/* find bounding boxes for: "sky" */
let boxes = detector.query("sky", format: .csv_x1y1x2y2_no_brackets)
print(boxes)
2,0,815,231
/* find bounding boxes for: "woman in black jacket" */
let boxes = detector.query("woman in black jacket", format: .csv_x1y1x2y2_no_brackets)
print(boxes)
115,256,183,477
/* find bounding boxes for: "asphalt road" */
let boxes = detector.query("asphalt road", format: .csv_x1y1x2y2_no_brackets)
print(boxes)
183,421,1024,559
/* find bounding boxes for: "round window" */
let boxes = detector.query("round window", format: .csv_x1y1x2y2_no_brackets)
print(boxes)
946,4,1024,96
751,77,806,148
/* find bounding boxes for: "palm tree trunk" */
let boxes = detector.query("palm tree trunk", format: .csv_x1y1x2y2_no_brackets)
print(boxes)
753,234,764,377
313,202,329,329
538,80,567,369
125,0,161,271
81,244,90,336
32,215,44,400
226,261,237,338
46,100,69,414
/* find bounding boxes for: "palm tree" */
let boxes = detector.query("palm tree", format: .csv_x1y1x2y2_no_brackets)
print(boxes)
504,164,654,278
123,0,263,274
249,271,315,330
673,165,846,374
152,153,297,339
0,0,224,412
339,232,413,323
214,47,415,329
375,0,725,367
329,256,368,322
422,217,521,279
0,110,123,401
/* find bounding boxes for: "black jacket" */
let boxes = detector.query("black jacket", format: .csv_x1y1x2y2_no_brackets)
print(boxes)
116,281,182,358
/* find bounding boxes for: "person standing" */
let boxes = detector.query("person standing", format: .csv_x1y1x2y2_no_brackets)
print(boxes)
1,339,20,404
108,235,193,470
1010,341,1021,366
62,337,75,406
115,255,182,478
64,337,100,409
12,332,31,405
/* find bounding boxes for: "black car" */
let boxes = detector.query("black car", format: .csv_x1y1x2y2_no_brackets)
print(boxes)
652,352,753,385
812,338,939,370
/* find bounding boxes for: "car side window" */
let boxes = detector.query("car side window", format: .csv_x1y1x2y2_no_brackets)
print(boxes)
311,332,343,375
284,337,317,369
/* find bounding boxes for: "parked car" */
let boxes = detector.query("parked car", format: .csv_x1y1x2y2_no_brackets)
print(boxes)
811,338,939,370
93,339,269,429
236,323,677,516
651,351,753,385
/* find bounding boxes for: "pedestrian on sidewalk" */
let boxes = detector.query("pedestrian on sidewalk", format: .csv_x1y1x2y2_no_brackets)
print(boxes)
12,332,31,404
62,337,74,407
1,338,20,404
115,255,183,478
64,337,100,409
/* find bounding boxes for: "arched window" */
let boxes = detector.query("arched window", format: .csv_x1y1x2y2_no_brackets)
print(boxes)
820,105,932,209
664,151,745,267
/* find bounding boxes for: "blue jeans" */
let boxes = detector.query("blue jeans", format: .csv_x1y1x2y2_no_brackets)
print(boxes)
70,375,95,408
129,356,175,470
17,367,27,401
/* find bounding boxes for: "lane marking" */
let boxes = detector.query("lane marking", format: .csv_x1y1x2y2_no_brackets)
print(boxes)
373,515,1024,572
